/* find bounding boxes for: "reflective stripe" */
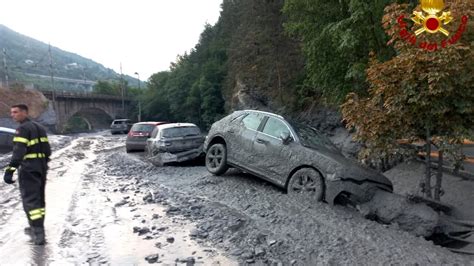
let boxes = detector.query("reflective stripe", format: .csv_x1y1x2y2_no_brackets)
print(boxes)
28,139,40,146
27,137,48,147
13,137,29,144
23,153,46,159
29,208,45,221
6,166,16,171
29,209,42,215
30,214,43,221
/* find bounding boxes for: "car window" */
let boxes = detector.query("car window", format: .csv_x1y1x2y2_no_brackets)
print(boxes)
162,127,200,138
290,122,340,153
131,124,155,132
241,113,264,131
262,117,290,139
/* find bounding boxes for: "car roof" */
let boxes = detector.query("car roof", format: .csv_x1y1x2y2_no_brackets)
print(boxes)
113,119,131,121
0,127,16,134
156,123,198,130
241,110,285,120
133,121,167,125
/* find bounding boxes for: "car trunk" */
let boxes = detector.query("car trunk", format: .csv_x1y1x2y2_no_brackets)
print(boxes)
160,135,203,153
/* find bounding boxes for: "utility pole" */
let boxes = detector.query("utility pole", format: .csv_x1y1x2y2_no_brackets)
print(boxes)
135,72,141,122
120,62,125,117
2,48,8,89
48,44,56,107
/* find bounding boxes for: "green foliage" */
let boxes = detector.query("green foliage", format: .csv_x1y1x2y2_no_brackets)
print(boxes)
283,0,400,104
142,22,228,129
342,2,474,168
93,80,121,96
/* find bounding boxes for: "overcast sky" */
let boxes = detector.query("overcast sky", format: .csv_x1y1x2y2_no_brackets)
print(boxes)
0,0,223,80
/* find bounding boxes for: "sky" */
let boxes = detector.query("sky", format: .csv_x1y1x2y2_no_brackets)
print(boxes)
0,0,223,80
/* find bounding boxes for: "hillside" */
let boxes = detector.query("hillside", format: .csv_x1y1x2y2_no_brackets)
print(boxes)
0,24,136,91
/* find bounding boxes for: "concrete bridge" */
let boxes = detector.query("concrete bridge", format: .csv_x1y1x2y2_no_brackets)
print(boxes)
41,90,131,132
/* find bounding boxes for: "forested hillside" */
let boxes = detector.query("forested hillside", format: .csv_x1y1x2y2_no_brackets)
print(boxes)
141,0,408,129
0,24,136,90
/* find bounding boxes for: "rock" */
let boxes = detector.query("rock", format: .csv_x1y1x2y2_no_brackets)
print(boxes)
267,239,277,246
145,254,159,264
136,227,150,235
114,199,128,207
178,257,195,265
357,190,439,237
157,226,168,232
166,206,181,213
254,247,265,256
166,237,175,243
152,214,160,219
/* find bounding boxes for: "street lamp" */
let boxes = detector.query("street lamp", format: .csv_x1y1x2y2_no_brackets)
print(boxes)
134,72,141,122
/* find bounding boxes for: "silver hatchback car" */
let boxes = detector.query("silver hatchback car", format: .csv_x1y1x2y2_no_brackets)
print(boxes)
204,110,393,205
145,123,205,165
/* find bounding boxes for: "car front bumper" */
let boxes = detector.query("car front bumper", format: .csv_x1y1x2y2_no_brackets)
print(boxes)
325,179,393,205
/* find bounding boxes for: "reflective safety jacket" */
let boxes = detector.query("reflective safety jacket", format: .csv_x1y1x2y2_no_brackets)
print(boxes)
8,118,51,171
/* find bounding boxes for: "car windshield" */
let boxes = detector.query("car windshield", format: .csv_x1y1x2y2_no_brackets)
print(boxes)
131,124,155,132
113,120,129,125
162,127,200,138
290,122,340,153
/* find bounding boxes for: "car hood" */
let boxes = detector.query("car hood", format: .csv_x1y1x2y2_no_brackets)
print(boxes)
302,146,393,187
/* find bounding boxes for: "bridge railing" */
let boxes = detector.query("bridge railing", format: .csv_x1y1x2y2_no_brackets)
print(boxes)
41,90,131,101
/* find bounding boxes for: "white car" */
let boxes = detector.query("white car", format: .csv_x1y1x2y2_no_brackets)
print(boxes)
0,127,15,154
145,123,204,165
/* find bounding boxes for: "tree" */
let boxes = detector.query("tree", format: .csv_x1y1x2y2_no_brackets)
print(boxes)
341,2,474,200
283,0,401,104
93,80,121,96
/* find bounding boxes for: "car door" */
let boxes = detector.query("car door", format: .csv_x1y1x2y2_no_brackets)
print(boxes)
0,131,14,153
252,116,295,186
228,112,265,167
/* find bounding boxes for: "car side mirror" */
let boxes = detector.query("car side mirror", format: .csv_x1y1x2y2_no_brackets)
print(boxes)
280,131,292,145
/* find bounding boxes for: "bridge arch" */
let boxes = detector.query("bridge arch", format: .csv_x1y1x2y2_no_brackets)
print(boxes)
64,108,112,132
42,90,131,133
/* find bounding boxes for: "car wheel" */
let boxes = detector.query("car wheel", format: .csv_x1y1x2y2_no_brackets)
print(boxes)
205,143,229,175
287,168,324,202
126,147,131,153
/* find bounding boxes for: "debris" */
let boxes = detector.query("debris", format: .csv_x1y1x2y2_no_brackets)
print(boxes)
145,254,160,264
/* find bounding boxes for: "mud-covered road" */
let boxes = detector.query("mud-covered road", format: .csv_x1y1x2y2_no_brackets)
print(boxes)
0,133,472,265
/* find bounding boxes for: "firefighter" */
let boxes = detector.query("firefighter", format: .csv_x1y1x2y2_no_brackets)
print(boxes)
3,104,51,245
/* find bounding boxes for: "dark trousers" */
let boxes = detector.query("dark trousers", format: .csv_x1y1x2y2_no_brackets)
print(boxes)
19,169,46,228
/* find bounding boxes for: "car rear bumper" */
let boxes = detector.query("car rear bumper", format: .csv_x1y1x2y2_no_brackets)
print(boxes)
154,145,204,163
126,140,147,150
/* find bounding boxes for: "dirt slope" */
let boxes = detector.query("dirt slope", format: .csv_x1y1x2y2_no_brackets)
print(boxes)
0,87,48,119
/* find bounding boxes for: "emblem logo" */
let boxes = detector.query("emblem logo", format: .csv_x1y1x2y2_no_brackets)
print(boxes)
411,0,453,36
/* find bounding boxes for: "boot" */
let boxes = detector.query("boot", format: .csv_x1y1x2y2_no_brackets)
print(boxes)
32,227,46,245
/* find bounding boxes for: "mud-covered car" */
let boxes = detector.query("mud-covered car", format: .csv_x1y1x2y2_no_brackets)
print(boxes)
110,119,133,134
126,121,167,152
145,123,204,165
204,110,393,205
0,127,15,154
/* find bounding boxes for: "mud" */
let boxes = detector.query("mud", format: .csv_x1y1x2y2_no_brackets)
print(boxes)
0,133,472,264
0,133,234,265
106,154,471,264
357,190,439,237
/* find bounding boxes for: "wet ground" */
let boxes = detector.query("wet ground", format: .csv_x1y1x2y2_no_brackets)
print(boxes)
0,132,472,264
